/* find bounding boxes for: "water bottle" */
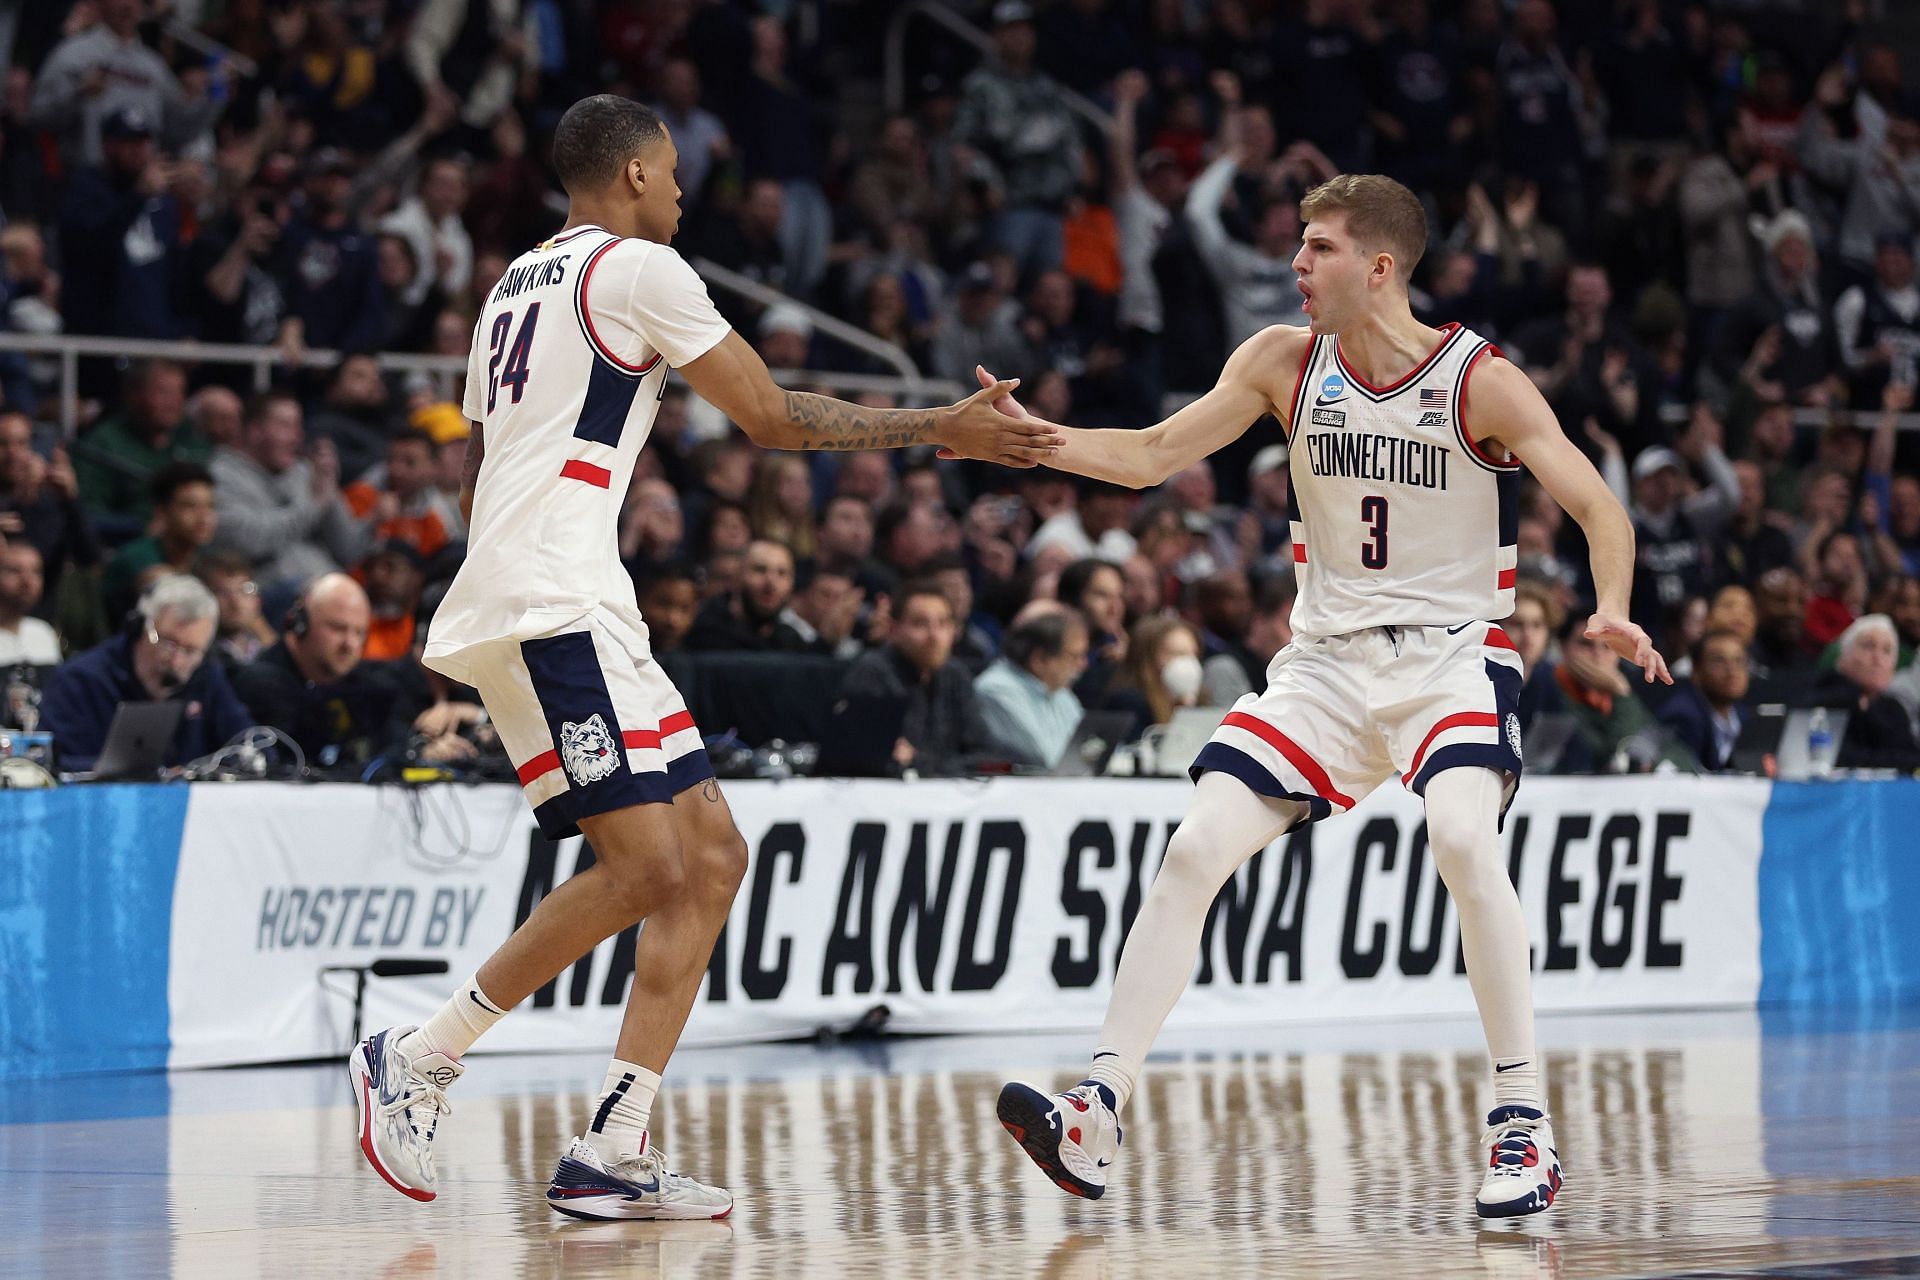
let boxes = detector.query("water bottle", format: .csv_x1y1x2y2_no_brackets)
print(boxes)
1806,708,1835,778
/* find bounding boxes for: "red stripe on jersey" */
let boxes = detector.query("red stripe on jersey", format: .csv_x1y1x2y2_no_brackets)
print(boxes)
1485,627,1519,651
578,239,665,375
1496,567,1517,589
547,225,603,246
1292,542,1308,564
517,712,700,786
1285,334,1317,438
1459,344,1517,468
560,459,612,487
1336,322,1460,395
1403,711,1501,785
1221,712,1355,808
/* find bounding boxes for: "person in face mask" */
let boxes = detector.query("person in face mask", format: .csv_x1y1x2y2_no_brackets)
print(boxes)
38,574,254,771
1102,615,1206,740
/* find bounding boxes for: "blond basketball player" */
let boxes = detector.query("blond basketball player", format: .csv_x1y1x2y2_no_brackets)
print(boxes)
987,174,1669,1218
348,95,1059,1219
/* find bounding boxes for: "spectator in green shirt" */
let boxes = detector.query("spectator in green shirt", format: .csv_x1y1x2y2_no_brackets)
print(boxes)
102,461,218,619
74,359,207,538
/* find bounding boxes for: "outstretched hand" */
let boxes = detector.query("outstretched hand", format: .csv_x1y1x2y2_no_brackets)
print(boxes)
1585,613,1672,685
934,365,1054,462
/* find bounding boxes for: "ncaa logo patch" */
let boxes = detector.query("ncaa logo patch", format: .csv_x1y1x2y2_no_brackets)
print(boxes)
560,713,622,785
1316,373,1347,405
1506,712,1524,761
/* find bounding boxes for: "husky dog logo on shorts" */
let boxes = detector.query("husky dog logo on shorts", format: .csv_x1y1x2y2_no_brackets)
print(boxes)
1506,712,1524,760
560,714,621,785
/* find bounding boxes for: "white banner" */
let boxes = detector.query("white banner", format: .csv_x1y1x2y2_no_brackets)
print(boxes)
167,775,1767,1069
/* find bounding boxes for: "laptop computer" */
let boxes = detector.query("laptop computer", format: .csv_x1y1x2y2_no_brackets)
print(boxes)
1730,703,1849,778
1150,706,1226,777
87,700,185,781
1050,710,1135,777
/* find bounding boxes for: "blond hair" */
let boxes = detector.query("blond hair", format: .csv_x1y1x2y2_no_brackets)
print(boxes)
1299,173,1429,283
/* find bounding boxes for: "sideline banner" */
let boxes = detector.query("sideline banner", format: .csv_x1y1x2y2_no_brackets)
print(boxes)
164,775,1768,1070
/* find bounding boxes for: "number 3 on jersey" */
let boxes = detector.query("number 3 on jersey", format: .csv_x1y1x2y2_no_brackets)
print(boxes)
486,302,541,414
1360,495,1388,570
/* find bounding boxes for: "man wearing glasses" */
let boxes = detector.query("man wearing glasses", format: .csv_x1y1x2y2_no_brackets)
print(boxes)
38,574,252,771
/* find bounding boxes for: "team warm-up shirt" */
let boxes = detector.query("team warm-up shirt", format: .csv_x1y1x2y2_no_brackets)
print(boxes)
1283,322,1519,636
424,225,731,684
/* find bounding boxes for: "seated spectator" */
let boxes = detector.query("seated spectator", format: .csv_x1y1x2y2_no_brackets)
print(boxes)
746,453,819,559
875,499,952,582
1803,530,1868,650
1102,614,1205,741
1807,614,1920,771
1059,557,1127,702
74,359,204,534
1027,479,1138,565
837,581,1002,777
1629,440,1737,648
196,551,275,669
102,462,217,619
685,539,794,651
1707,585,1758,651
1550,613,1694,774
1834,234,1920,408
1720,460,1796,586
38,575,251,771
362,540,426,662
0,542,61,664
926,552,994,674
817,494,891,596
774,563,866,660
620,477,685,573
1657,630,1752,772
341,428,455,561
186,385,244,454
306,354,395,486
974,602,1088,768
0,410,98,613
211,392,375,590
1204,569,1296,706
1192,568,1259,690
232,572,468,767
1508,579,1568,733
634,562,701,655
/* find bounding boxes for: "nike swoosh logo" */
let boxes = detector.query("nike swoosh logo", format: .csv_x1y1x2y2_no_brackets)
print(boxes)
1315,395,1344,407
1446,622,1475,635
1494,1061,1529,1072
469,990,495,1012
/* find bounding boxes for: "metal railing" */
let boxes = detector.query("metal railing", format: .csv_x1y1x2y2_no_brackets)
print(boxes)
689,256,929,387
882,0,1112,134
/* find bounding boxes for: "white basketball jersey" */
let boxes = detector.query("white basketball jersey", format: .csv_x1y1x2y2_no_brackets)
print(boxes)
1283,322,1519,637
424,224,731,684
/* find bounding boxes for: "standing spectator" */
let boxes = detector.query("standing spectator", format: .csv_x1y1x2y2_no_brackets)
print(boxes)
74,359,203,532
404,0,532,132
38,574,251,771
1719,211,1836,408
190,172,293,348
734,16,832,297
837,581,1003,776
1657,629,1752,772
1810,614,1920,770
1106,71,1186,413
1721,459,1798,586
0,411,98,611
653,58,729,213
279,149,386,358
684,538,795,652
28,0,222,170
699,178,790,311
341,429,456,562
1834,235,1920,406
381,157,473,312
1493,0,1594,239
1803,530,1869,651
1368,0,1472,196
1628,435,1738,646
1270,0,1373,171
954,2,1084,283
1677,123,1758,325
974,603,1088,769
1185,137,1307,346
196,550,275,669
1798,79,1920,280
306,355,394,487
209,392,374,590
0,542,60,664
932,261,1034,385
1509,264,1656,459
1035,0,1137,97
57,106,183,339
101,461,216,619
849,115,935,243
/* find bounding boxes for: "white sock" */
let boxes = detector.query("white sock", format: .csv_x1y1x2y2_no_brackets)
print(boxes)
585,1059,661,1161
1421,769,1542,1114
1093,771,1305,1116
400,973,508,1062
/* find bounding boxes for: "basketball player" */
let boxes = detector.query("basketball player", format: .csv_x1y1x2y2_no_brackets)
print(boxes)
986,174,1669,1218
348,95,1059,1219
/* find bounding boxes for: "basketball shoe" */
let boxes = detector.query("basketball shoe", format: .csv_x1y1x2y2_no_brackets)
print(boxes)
997,1081,1122,1199
1475,1104,1563,1218
349,1025,462,1202
546,1132,734,1221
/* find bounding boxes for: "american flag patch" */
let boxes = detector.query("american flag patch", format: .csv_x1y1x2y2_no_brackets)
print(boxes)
1419,388,1447,408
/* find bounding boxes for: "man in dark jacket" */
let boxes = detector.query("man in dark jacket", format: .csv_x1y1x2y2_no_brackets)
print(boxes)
39,574,251,771
684,538,793,651
1657,629,1752,772
836,581,1004,776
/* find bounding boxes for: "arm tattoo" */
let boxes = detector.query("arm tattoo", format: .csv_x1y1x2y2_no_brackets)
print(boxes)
461,422,485,492
782,390,942,452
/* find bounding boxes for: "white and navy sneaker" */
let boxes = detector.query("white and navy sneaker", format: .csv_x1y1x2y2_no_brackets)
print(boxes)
546,1132,734,1221
997,1081,1122,1199
1475,1105,1564,1218
349,1025,461,1202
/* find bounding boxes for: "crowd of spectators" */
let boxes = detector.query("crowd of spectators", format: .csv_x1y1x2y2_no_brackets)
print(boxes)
3,0,1920,779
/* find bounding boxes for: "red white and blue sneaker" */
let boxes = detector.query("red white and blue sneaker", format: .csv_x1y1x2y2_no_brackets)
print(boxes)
997,1081,1122,1199
546,1132,734,1221
1475,1104,1563,1218
349,1025,461,1202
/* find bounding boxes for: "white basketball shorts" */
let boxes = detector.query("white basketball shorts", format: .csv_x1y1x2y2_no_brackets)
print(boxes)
1192,620,1526,826
464,607,711,839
